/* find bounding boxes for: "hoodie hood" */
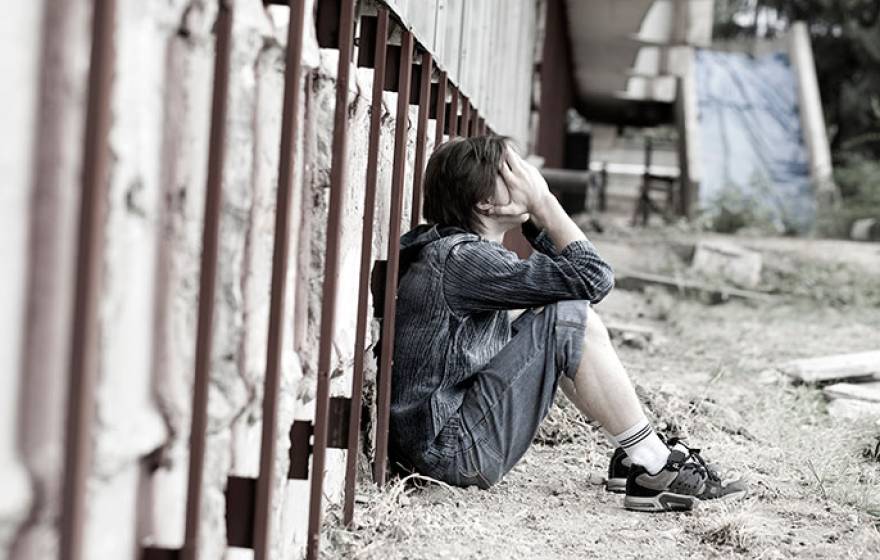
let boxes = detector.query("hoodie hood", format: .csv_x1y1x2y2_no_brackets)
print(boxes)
398,223,470,280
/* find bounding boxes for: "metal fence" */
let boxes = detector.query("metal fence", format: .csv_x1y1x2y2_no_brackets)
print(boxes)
60,1,497,559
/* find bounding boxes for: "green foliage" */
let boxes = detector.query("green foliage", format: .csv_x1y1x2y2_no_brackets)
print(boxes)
817,154,880,236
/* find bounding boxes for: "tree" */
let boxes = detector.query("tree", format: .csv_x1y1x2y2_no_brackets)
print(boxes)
713,0,880,159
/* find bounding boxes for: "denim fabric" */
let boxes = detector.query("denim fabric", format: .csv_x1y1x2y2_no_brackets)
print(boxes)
389,220,614,480
414,299,590,488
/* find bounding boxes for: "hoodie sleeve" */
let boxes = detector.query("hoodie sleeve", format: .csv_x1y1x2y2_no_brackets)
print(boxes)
442,237,615,314
520,219,559,256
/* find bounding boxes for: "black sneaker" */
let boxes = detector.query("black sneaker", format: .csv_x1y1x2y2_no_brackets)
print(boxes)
672,439,749,501
606,446,631,493
624,449,707,512
607,437,748,501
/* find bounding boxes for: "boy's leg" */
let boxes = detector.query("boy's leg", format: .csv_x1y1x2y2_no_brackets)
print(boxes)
557,306,670,474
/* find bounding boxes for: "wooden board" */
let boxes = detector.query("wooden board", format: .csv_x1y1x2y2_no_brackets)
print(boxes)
823,381,880,403
614,270,773,304
605,321,656,342
826,398,880,420
779,351,880,384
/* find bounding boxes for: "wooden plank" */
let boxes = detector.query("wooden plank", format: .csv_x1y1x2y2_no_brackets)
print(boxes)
605,321,656,342
823,381,880,403
614,270,773,304
827,398,880,420
779,351,880,384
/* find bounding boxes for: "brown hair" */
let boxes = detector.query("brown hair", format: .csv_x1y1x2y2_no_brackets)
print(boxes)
422,135,510,232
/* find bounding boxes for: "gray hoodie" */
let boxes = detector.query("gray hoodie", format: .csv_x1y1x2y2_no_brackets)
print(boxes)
390,220,614,467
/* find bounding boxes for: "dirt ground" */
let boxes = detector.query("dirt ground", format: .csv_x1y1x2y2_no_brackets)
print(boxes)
323,223,880,559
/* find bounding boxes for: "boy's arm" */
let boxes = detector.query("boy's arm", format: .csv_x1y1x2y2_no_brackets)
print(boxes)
443,236,614,314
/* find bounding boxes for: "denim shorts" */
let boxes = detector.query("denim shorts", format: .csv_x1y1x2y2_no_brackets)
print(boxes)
415,299,589,488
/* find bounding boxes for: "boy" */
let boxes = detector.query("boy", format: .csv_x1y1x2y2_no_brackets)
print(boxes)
389,136,745,511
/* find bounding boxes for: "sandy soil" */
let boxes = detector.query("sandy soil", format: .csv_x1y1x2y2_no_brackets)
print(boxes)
323,227,880,559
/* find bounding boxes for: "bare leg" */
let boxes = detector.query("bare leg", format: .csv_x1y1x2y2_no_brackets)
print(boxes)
559,306,647,435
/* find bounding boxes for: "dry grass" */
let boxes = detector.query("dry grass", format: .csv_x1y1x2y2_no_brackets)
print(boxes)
319,230,880,559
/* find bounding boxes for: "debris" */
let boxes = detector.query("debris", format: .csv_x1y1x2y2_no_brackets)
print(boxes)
606,321,656,349
615,270,773,304
850,218,880,242
826,399,880,421
777,350,880,384
691,240,763,288
822,381,880,403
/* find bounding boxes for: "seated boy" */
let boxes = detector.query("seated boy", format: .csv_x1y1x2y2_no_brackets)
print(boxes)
389,136,745,511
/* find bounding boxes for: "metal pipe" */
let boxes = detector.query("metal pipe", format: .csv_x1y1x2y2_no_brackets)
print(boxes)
343,6,389,528
307,0,356,557
409,51,432,229
59,0,115,558
252,1,305,558
460,98,470,137
433,71,447,148
181,4,233,560
448,86,458,138
373,29,413,487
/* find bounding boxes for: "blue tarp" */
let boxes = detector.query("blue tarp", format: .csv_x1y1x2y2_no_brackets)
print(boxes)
694,49,814,232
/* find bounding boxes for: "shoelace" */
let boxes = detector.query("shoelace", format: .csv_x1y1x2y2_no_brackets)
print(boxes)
680,445,720,482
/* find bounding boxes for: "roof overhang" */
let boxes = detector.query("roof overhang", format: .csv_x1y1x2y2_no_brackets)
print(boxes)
565,0,714,126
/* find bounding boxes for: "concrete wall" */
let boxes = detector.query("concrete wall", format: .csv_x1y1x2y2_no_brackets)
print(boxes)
3,1,538,558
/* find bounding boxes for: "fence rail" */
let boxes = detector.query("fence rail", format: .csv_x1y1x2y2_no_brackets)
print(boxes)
59,1,499,559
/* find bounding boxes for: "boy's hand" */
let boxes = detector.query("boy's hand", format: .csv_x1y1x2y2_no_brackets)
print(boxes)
491,146,552,217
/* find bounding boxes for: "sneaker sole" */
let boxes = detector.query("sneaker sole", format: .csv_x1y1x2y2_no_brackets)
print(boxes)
624,492,698,513
606,477,626,493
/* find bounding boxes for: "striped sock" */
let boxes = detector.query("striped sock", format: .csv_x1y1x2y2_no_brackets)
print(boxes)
611,420,670,475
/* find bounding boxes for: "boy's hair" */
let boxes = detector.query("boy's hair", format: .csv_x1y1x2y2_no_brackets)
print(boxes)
423,135,510,232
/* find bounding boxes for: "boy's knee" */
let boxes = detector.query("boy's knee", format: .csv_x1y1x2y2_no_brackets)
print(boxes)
585,307,611,346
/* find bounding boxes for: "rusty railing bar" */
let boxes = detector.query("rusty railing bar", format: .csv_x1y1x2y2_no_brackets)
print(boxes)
181,4,233,560
373,28,413,487
409,50,432,229
307,0,356,557
60,0,115,558
343,6,389,528
447,85,458,138
460,97,470,138
251,1,306,558
433,71,447,148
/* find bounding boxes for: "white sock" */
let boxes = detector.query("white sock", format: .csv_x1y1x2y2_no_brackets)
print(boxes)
610,420,670,475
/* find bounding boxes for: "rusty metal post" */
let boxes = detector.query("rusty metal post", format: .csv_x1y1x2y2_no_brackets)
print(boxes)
180,4,233,560
59,0,115,558
433,71,447,148
373,28,413,487
307,0,356,557
343,6,389,528
251,1,305,558
460,97,470,138
409,50,432,229
447,86,458,138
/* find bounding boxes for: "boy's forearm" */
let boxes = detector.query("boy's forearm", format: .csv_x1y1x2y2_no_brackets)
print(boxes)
529,194,587,252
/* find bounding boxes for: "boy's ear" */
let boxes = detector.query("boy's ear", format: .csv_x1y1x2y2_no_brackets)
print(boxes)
475,199,494,215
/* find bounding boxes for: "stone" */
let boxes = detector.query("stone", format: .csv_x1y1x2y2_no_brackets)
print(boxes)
850,218,880,242
690,240,763,288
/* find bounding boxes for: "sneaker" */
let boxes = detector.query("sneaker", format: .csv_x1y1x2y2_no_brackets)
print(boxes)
624,449,707,512
605,446,631,493
607,437,748,501
672,439,749,501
